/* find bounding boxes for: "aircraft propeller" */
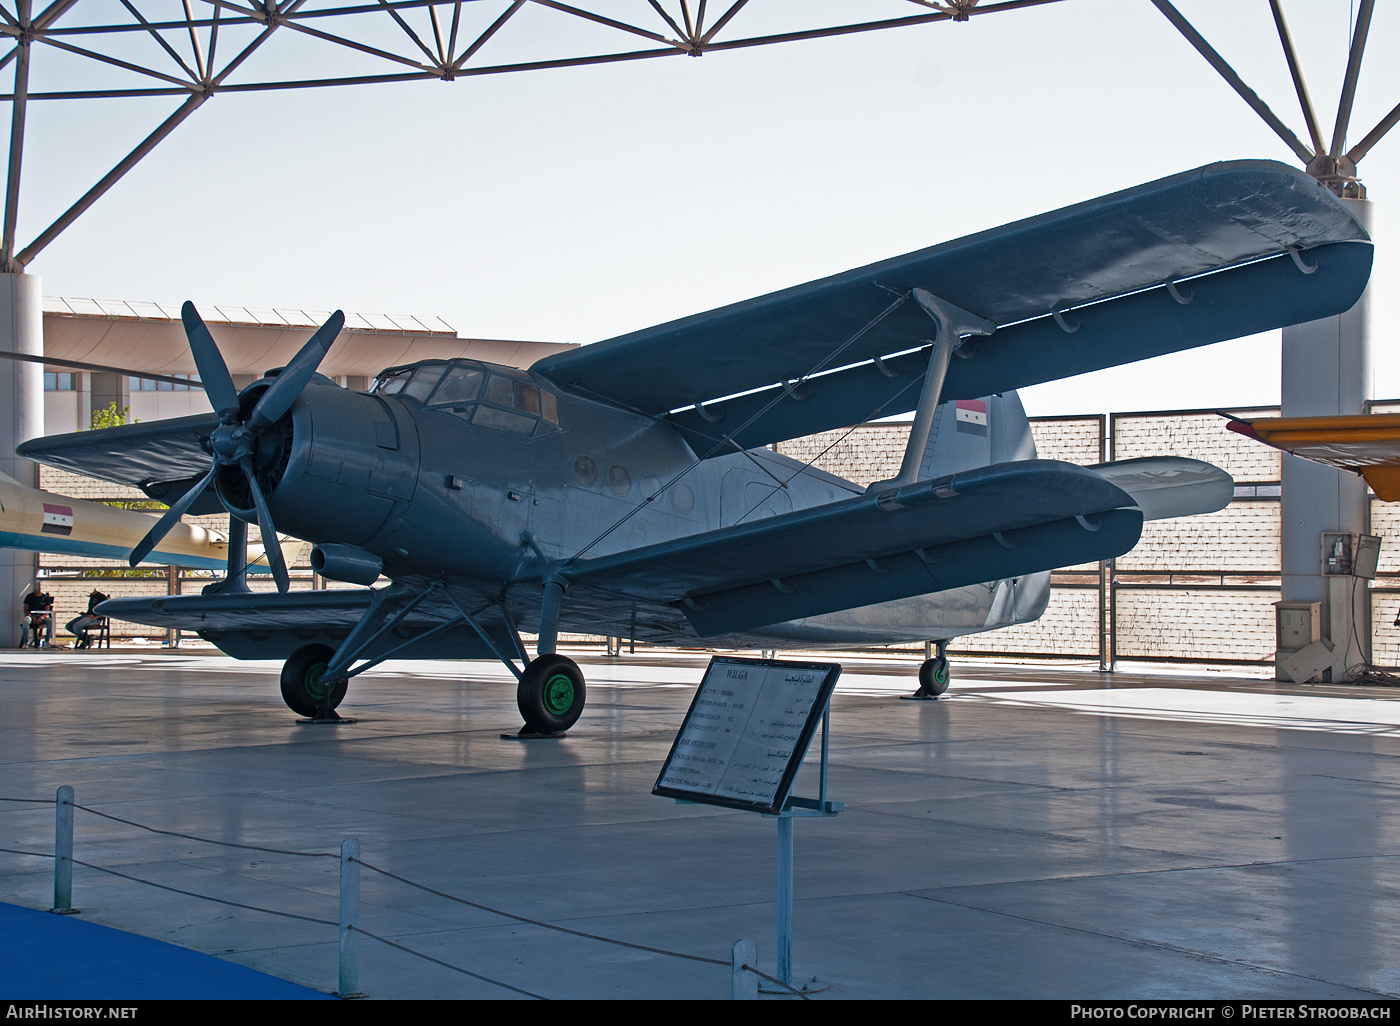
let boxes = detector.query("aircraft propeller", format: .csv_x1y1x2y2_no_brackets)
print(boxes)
128,302,345,593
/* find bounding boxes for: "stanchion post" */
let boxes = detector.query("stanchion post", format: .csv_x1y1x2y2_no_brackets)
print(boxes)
732,938,757,999
53,785,73,913
776,814,793,986
339,837,361,998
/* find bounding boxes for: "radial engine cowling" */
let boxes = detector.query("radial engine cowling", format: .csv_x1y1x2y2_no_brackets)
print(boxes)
266,383,422,554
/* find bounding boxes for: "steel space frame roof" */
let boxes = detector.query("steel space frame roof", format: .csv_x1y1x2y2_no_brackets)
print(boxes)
0,0,1394,279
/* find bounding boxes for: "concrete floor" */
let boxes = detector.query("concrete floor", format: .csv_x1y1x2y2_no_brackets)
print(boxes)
3,647,1400,1000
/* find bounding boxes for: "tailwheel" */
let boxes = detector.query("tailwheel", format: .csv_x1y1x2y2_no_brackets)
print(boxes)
516,653,586,735
280,643,348,717
904,642,951,701
917,655,951,697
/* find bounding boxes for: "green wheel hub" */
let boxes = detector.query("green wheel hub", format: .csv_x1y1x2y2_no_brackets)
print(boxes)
303,662,329,700
543,673,575,715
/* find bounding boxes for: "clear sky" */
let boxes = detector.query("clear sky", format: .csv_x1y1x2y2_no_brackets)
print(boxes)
12,0,1400,417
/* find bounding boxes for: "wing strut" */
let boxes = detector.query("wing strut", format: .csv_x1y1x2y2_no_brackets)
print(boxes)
868,288,996,491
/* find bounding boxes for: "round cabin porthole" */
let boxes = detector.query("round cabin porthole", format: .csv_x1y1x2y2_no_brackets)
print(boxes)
670,483,695,514
609,464,632,495
574,455,598,487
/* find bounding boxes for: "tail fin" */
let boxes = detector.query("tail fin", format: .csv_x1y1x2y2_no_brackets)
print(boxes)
918,390,1036,480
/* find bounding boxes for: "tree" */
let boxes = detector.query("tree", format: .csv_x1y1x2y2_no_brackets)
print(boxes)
90,402,134,430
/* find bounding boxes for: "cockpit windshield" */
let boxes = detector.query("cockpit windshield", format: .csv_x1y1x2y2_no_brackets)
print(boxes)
371,359,559,436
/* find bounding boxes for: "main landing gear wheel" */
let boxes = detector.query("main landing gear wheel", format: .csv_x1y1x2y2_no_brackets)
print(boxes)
281,643,348,718
516,653,586,735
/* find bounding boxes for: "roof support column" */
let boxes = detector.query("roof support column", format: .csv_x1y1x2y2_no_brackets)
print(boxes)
1280,198,1373,681
1,270,43,646
2,0,32,273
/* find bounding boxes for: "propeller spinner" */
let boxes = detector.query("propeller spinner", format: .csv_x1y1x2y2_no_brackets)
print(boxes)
129,302,345,592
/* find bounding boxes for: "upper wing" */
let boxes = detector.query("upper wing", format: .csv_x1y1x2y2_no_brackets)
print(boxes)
557,460,1149,637
533,160,1371,452
1228,414,1400,500
16,413,220,508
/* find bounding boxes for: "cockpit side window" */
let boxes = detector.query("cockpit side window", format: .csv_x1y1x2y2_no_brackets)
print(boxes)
400,364,447,402
429,365,484,406
374,368,411,395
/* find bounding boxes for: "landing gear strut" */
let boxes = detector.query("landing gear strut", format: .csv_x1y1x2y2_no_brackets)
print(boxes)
510,576,587,737
907,640,951,700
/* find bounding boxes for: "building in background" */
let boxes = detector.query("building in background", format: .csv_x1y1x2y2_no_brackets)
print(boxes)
21,296,574,644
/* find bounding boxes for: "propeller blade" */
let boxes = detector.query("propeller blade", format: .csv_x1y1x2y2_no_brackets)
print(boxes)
128,461,219,567
181,302,240,417
247,310,345,432
239,456,290,594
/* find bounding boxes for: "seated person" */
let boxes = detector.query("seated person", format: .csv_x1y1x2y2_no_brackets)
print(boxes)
21,588,54,648
66,589,110,650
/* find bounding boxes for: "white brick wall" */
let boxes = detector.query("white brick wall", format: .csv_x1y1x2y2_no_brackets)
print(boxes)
951,586,1100,658
1119,503,1281,573
1114,588,1280,663
1112,409,1281,483
1030,416,1103,465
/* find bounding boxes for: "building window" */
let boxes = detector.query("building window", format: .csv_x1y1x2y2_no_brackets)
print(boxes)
44,372,74,391
127,374,198,392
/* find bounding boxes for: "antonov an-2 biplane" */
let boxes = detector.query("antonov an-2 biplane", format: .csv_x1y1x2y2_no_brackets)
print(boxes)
17,160,1372,732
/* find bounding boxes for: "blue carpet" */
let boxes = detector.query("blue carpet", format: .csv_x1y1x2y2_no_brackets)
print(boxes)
0,902,333,1000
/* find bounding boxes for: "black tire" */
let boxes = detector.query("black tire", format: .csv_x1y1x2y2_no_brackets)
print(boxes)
918,655,950,697
280,643,347,717
517,653,586,734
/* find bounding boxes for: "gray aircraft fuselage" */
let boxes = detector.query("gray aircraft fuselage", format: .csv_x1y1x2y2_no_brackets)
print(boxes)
253,357,1048,649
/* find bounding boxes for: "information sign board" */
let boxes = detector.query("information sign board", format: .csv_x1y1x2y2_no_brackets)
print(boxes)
652,656,842,815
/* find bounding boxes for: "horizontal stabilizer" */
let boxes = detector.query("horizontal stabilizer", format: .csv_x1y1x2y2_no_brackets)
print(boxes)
1086,457,1234,521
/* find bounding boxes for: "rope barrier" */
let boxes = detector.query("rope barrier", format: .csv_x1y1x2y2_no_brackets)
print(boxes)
1,791,767,999
353,856,727,967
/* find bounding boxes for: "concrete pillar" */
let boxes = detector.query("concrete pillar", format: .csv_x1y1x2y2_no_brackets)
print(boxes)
1280,198,1372,680
1,272,42,647
88,371,128,428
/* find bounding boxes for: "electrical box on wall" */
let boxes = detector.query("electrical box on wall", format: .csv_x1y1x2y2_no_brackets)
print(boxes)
1320,532,1382,578
1354,534,1382,580
1274,601,1322,655
1322,533,1353,576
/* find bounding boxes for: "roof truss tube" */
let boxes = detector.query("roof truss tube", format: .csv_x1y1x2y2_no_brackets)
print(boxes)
1,0,29,272
1347,98,1400,165
451,0,520,69
1329,0,1374,159
118,0,200,82
1268,0,1325,158
426,3,445,65
276,11,441,73
1150,0,1314,164
34,34,197,88
13,91,208,268
528,0,692,54
646,0,688,46
698,0,746,45
182,0,207,80
376,0,442,70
